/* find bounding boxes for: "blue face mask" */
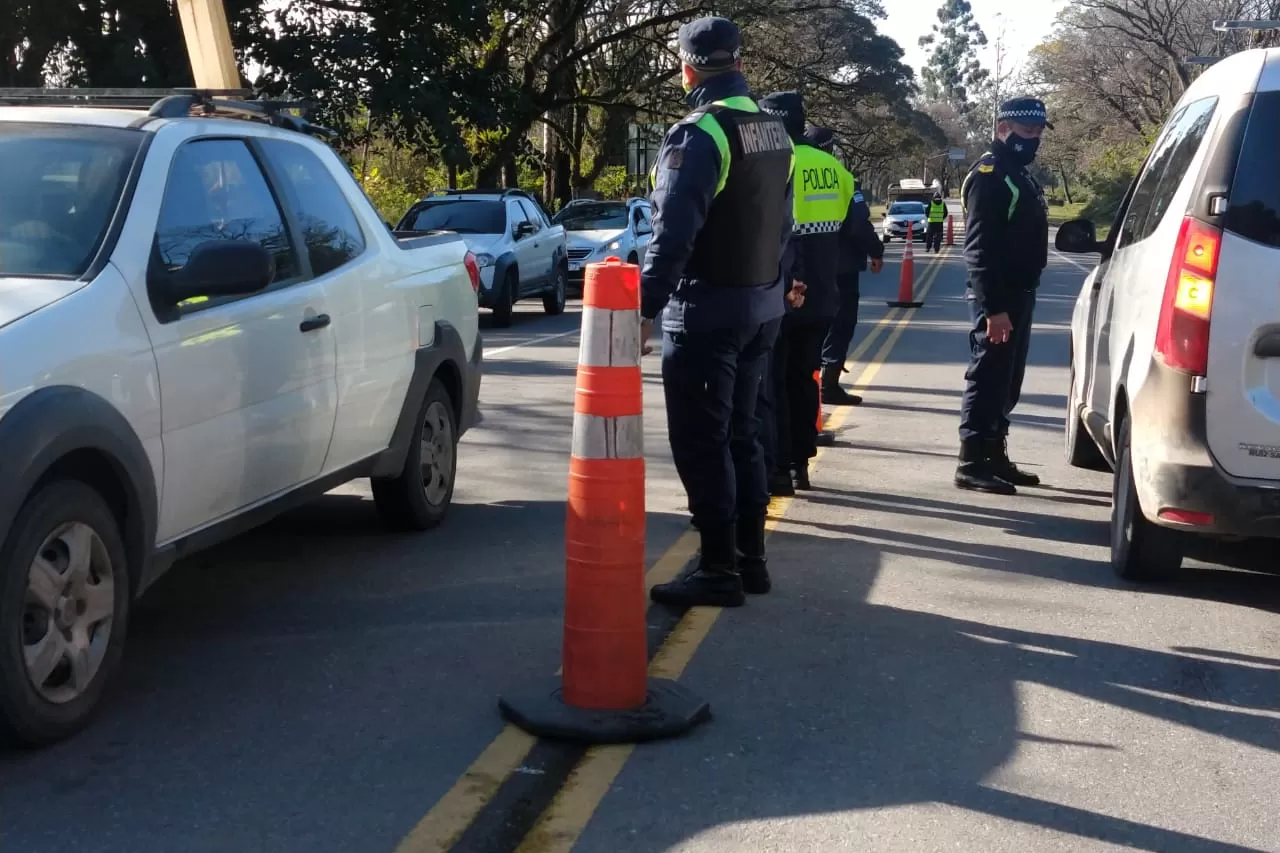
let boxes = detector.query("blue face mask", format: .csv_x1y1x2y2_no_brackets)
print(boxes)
1006,132,1041,166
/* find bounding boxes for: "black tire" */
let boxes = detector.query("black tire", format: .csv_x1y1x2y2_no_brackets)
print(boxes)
372,378,458,531
1066,353,1110,471
1111,417,1185,581
492,272,517,328
0,480,130,747
543,265,567,316
882,235,891,244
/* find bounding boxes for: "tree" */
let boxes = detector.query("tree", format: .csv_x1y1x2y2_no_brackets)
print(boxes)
918,0,989,126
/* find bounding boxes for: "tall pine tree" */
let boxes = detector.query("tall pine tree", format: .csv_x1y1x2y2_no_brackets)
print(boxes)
918,0,989,121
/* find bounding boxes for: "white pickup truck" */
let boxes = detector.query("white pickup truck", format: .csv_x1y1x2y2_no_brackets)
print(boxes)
396,189,569,327
0,88,482,746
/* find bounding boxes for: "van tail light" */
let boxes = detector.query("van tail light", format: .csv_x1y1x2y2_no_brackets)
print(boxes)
463,251,481,293
1155,216,1220,375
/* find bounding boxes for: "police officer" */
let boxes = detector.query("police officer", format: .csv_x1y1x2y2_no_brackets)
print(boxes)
641,17,796,608
757,94,856,491
956,96,1051,495
808,126,885,408
925,191,947,253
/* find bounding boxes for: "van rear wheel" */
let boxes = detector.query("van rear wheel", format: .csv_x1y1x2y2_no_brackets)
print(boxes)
1111,417,1185,581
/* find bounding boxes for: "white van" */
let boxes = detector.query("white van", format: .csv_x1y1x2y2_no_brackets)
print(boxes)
1057,47,1280,581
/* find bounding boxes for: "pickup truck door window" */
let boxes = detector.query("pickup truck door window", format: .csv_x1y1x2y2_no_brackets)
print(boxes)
518,198,552,281
258,137,400,470
509,200,537,293
147,138,339,541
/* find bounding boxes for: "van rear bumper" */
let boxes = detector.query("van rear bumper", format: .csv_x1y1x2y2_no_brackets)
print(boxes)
1130,358,1280,538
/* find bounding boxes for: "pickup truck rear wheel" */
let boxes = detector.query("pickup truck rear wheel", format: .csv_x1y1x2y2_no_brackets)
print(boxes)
492,272,517,328
543,266,567,316
0,480,130,747
372,378,457,531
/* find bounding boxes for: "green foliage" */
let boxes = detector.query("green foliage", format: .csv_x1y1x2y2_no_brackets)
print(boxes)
918,0,989,115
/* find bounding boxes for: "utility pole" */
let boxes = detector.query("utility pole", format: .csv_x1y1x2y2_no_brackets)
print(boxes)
990,16,1009,139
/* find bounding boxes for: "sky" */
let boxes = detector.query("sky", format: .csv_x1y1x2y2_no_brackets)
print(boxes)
878,0,1069,84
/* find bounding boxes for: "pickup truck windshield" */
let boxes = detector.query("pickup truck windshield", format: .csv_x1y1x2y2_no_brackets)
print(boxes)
0,123,142,278
888,203,925,216
553,203,629,231
405,200,506,234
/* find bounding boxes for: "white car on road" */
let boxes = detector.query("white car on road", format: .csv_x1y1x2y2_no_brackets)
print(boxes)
0,89,482,746
397,189,569,327
551,198,653,292
881,201,927,243
1057,47,1280,581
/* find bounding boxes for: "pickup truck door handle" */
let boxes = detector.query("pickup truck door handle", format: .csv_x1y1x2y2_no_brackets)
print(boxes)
300,314,331,333
1254,331,1280,358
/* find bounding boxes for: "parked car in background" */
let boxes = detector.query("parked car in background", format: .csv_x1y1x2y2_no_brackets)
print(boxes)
551,198,653,293
1057,46,1280,582
881,201,927,243
0,89,482,746
397,189,569,327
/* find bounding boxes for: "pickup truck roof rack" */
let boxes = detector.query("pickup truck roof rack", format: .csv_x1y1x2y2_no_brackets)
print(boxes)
0,87,337,139
431,188,540,202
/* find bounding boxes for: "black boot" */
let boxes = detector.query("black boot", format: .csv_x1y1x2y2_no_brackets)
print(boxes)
736,512,771,595
794,462,812,491
954,438,1016,495
650,521,745,608
769,470,796,497
986,437,1041,487
821,364,862,406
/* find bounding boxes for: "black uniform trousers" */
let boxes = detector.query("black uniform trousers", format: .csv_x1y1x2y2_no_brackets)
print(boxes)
820,272,861,370
959,286,1037,442
768,315,827,471
662,318,782,528
925,221,944,252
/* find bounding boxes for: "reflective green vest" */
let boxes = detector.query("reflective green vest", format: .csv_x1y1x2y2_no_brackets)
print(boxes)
928,200,947,223
649,97,796,195
792,144,854,235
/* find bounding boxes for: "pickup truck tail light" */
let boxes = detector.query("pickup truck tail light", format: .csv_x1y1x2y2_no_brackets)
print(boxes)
463,252,481,292
1155,216,1220,376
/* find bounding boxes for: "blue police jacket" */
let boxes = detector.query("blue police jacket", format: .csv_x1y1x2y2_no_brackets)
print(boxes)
837,189,885,277
641,72,792,331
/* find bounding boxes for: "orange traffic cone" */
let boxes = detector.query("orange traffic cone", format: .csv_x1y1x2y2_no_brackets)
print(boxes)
888,221,925,308
498,257,710,744
946,214,955,247
814,370,834,447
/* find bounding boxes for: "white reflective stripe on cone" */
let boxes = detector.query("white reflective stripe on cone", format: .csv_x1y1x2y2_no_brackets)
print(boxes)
579,306,642,368
571,413,644,460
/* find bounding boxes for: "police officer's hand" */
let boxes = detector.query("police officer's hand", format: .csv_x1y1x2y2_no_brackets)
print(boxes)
986,312,1013,345
787,280,807,309
870,258,884,274
640,318,655,356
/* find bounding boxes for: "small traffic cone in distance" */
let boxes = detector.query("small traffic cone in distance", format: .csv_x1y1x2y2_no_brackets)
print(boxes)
946,214,955,247
887,221,924,309
814,370,835,447
497,256,710,745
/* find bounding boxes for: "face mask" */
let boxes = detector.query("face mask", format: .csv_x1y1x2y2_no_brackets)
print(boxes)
1005,132,1041,166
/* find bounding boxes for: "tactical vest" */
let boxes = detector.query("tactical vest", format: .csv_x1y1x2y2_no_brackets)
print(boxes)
791,144,854,236
928,200,947,223
680,97,795,289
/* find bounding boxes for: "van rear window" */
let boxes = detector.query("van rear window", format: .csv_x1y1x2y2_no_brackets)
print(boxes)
1226,90,1280,248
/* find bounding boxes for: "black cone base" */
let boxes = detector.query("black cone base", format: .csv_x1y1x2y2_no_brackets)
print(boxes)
498,677,711,745
816,430,836,447
887,300,925,308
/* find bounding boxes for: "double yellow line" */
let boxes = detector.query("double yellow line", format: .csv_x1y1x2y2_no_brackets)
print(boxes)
396,249,952,853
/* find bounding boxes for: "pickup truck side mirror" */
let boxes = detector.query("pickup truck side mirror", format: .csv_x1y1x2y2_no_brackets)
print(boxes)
514,222,536,239
169,240,274,305
1055,218,1103,254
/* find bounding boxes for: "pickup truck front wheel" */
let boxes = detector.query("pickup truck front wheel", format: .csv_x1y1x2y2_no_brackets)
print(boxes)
492,272,517,328
543,266,567,316
0,480,130,747
373,378,458,531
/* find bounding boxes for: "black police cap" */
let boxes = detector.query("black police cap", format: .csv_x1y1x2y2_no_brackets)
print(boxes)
678,17,742,71
803,125,835,151
997,96,1054,130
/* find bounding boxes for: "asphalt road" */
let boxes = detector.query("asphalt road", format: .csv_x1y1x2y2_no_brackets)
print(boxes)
3,219,1279,853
